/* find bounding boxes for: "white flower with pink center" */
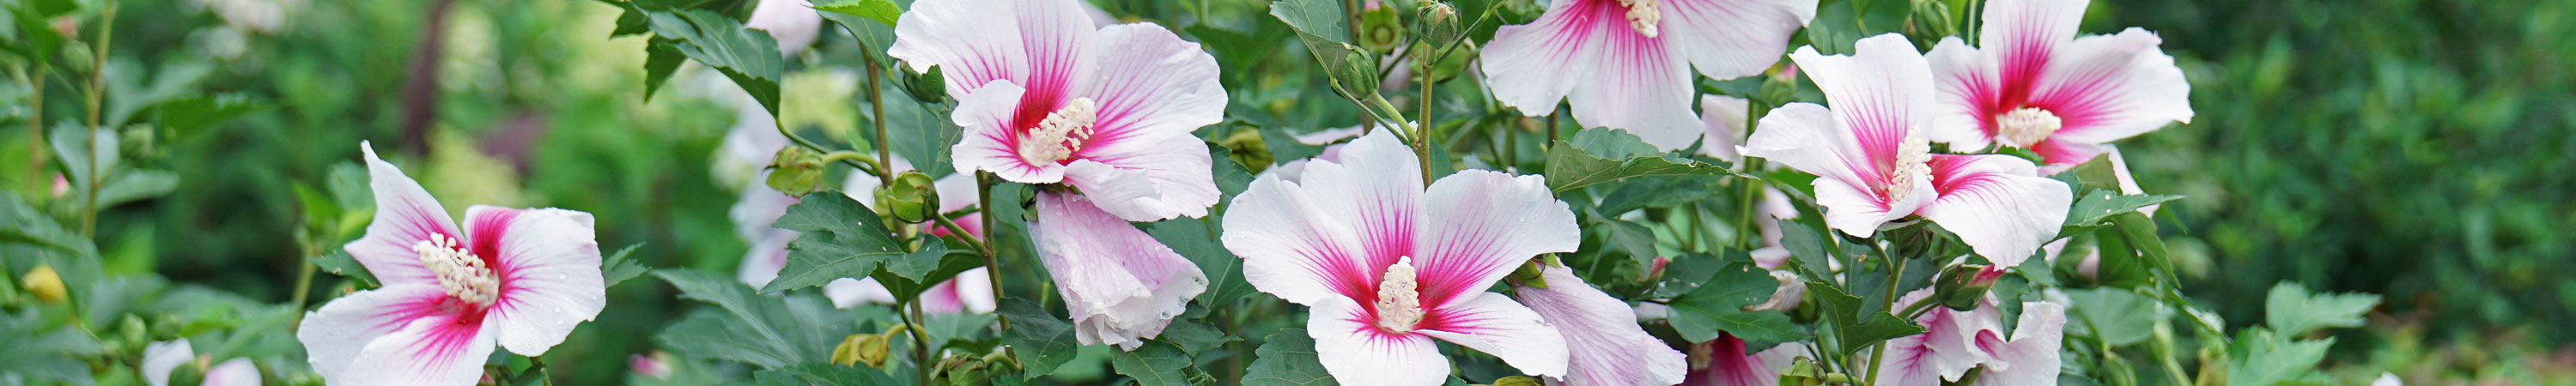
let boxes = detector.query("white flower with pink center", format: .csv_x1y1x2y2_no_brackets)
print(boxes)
889,0,1223,349
1743,34,2073,265
1516,264,1687,385
1223,130,1577,385
1482,0,1817,150
295,142,606,386
1923,0,2192,170
1871,289,2068,386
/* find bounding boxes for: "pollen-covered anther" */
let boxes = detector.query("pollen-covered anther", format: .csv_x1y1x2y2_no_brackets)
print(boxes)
1884,133,1932,203
1618,0,1662,38
1373,256,1425,334
1995,107,2063,148
415,233,500,306
1018,97,1101,166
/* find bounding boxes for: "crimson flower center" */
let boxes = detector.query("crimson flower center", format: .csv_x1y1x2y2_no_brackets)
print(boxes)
416,233,500,306
1994,107,2063,148
1018,97,1101,166
1373,256,1425,334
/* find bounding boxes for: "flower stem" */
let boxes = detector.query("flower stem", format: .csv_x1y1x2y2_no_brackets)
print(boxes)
820,151,886,178
80,1,117,237
1862,244,1907,386
864,44,894,188
976,172,1008,330
904,301,933,384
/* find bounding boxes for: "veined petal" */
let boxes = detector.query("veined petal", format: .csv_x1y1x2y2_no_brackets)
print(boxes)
1699,94,1753,162
464,207,606,357
1915,154,2071,267
204,359,262,386
1662,0,1818,78
1566,16,1701,151
1221,173,1377,306
1414,170,1578,309
1745,103,1923,238
1925,37,2002,150
1788,34,1935,181
1868,335,1943,386
1063,134,1219,221
1309,298,1450,386
1520,265,1686,386
1978,0,2087,98
2030,28,2194,148
1682,333,1808,386
1031,192,1206,350
1267,130,1424,298
1912,291,2002,380
295,285,452,381
142,340,193,386
339,309,498,386
1973,302,2066,386
1418,292,1571,378
1071,23,1227,155
1482,0,1611,117
887,0,1093,94
347,142,459,288
949,81,1068,184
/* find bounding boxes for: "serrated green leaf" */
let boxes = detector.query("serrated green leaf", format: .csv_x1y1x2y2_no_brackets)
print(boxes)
307,250,379,289
1545,129,1747,193
1244,329,1334,386
1155,319,1238,358
2263,283,2379,337
2225,329,2336,386
0,190,95,260
644,9,785,118
1807,283,1926,355
1110,341,1194,386
0,311,103,384
641,38,685,101
601,243,648,288
866,243,981,300
1667,261,1806,350
1145,219,1252,306
2062,287,2161,347
654,269,858,368
997,298,1079,380
812,0,902,27
1270,0,1380,99
762,191,907,293
2064,190,2183,226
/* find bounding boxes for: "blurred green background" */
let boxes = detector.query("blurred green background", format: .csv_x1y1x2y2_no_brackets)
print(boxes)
3,0,2570,383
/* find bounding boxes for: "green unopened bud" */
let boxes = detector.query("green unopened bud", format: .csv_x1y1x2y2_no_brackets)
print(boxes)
1505,259,1547,289
938,356,993,386
1358,3,1404,54
1218,127,1272,174
1485,376,1541,386
119,315,149,354
875,172,939,224
764,147,827,196
22,265,65,304
167,359,209,386
1931,264,2002,311
1417,1,1461,45
1913,1,1958,42
903,65,949,104
831,332,893,368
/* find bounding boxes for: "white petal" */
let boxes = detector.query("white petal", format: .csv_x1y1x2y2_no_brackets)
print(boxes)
1220,173,1378,306
295,284,449,381
1972,302,2066,386
1978,0,2087,94
465,207,607,357
1868,335,1944,386
1565,20,1703,151
142,340,193,386
1309,298,1451,386
1788,34,1935,180
1698,94,1753,162
1071,23,1228,157
1915,155,2071,267
1924,37,2001,150
1520,266,1686,386
1418,292,1571,378
1032,192,1206,350
948,81,1070,184
2372,373,2404,386
1745,103,1919,238
204,359,262,386
736,232,793,288
1062,134,1219,221
951,267,999,313
887,0,1094,93
727,186,799,243
1481,0,1607,117
824,277,896,309
337,311,499,386
2104,146,2158,217
1415,170,1579,309
744,0,821,57
1663,0,1818,78
2031,28,2194,148
347,142,459,288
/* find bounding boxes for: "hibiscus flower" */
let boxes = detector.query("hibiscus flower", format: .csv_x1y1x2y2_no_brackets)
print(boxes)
1482,0,1817,150
1923,0,2192,170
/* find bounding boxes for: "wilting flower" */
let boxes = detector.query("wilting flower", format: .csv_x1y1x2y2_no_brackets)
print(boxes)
1223,130,1576,385
891,0,1222,348
1741,33,2071,264
1681,333,1811,386
1517,265,1687,385
143,340,259,386
1923,0,2191,169
1482,0,1818,150
1871,289,2067,386
745,0,823,57
298,143,606,386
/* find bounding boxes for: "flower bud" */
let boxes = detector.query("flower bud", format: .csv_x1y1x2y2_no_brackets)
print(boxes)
21,264,66,304
1357,3,1404,54
764,147,826,196
1218,127,1272,174
875,172,940,224
831,332,893,368
1932,264,2002,311
1416,1,1461,46
167,359,208,386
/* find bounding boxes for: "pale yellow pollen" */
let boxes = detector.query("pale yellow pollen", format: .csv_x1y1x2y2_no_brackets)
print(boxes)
1995,107,2063,148
1619,0,1662,38
415,233,500,306
1885,132,1932,203
1018,97,1100,166
1373,256,1425,335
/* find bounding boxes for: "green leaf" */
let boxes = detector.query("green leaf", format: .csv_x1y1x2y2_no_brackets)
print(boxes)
94,169,179,208
997,298,1079,380
51,124,119,196
812,0,902,27
2263,283,2379,337
644,9,786,118
1596,175,1725,214
641,38,686,101
307,250,379,289
1145,219,1253,306
745,363,899,385
1156,318,1239,358
866,243,981,300
654,269,858,368
1109,341,1194,386
153,93,268,138
1667,261,1806,350
0,311,104,384
1544,129,1747,193
600,243,649,288
2062,287,2160,347
0,190,95,259
1777,218,1837,284
1595,217,1659,274
2225,329,2336,386
1268,0,1351,42
1651,252,1729,299
2064,190,2183,226
1807,283,1926,355
1269,0,1381,100
762,191,907,293
1244,329,1335,386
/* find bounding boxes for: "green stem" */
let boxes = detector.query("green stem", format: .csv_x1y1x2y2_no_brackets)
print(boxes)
975,172,1007,330
287,246,319,329
864,44,894,187
904,300,933,384
1416,40,1435,182
1863,245,1907,386
81,2,117,237
820,151,886,177
529,356,556,386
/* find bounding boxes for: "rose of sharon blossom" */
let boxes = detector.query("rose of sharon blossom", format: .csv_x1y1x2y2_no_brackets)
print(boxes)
1482,0,1817,150
1223,130,1576,385
296,142,605,386
1923,0,2192,170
